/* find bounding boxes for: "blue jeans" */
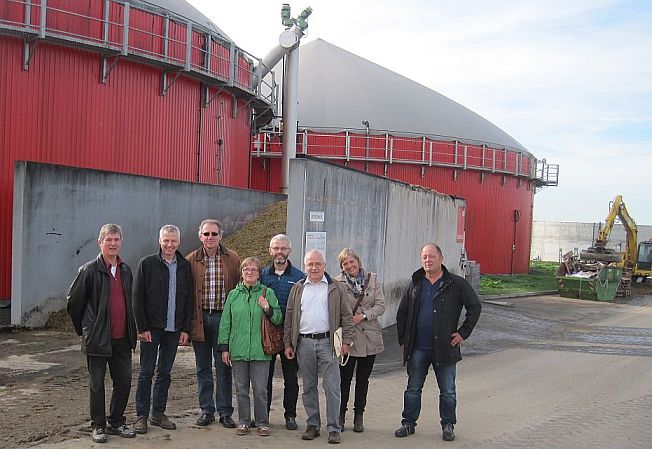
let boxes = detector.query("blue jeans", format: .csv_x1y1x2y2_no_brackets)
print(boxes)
135,329,180,417
401,349,457,428
192,311,233,417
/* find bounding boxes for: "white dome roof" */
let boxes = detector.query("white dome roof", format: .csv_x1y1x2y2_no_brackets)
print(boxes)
297,39,529,154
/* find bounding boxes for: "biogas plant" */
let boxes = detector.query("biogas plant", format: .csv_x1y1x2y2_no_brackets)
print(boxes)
1,1,558,307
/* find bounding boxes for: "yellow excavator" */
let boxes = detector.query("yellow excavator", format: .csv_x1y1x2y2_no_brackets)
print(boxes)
581,195,652,285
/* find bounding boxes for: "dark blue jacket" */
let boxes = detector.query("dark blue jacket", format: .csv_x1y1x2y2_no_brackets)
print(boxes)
396,264,481,366
260,260,305,314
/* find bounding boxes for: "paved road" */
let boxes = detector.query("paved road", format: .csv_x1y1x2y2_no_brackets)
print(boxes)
6,292,652,449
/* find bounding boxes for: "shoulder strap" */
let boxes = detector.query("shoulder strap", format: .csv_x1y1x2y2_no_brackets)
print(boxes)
262,287,267,298
362,272,371,293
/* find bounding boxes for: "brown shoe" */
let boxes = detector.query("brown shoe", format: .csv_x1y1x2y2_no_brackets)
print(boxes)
150,414,176,430
236,424,250,436
257,426,270,436
134,416,148,434
302,425,320,440
328,431,341,444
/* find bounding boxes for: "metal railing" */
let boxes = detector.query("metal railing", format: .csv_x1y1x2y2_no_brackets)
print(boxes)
0,0,277,106
253,129,557,184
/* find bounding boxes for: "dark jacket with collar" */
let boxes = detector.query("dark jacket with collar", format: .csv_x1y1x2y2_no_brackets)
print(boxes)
67,254,137,356
396,264,481,366
132,249,194,334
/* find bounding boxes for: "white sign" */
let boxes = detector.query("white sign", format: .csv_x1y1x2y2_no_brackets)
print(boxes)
305,232,327,257
309,211,325,222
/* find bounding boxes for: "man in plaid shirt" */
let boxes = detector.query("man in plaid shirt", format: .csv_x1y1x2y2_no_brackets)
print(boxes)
186,219,241,428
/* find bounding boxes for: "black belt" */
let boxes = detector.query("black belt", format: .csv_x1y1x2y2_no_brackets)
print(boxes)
299,332,329,339
203,309,222,315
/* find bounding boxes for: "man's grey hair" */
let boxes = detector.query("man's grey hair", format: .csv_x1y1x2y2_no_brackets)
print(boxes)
198,219,223,236
269,234,291,248
304,249,326,264
159,224,181,239
98,224,122,242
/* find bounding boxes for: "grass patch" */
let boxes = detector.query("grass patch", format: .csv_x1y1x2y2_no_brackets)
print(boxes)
480,260,559,295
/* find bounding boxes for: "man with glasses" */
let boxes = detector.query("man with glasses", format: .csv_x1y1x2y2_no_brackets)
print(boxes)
260,234,305,430
186,219,241,428
283,250,354,444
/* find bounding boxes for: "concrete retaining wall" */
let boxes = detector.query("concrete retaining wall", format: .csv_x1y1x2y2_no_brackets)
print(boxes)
12,161,284,327
287,158,466,328
531,221,652,262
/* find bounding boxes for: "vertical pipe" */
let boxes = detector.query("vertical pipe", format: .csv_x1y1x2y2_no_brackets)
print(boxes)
196,84,203,182
122,1,129,56
25,0,31,29
281,48,299,193
185,21,192,71
102,0,109,44
39,0,47,38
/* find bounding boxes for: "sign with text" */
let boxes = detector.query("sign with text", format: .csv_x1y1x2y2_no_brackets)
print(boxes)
309,211,325,222
305,231,327,257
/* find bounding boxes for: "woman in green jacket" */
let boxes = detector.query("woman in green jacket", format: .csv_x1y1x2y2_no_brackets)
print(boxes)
219,257,281,437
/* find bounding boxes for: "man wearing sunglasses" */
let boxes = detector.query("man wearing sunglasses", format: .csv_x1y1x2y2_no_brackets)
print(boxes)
186,219,241,428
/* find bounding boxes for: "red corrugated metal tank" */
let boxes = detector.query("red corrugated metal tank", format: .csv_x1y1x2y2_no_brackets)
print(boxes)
249,39,558,275
0,0,275,300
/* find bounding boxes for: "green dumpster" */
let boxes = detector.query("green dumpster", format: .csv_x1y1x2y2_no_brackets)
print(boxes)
558,266,622,301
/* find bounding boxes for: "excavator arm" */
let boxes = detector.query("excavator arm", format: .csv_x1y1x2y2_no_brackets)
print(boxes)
584,195,639,268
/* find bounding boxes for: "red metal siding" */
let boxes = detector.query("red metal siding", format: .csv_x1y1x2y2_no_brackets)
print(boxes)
0,34,254,299
385,162,533,274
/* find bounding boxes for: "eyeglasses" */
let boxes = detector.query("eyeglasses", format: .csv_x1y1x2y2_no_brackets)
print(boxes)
270,246,289,251
242,268,259,273
202,232,220,237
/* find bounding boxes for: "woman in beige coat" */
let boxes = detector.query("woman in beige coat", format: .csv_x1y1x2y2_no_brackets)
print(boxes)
334,248,385,433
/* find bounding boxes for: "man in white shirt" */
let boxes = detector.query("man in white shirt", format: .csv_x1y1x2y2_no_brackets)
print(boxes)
283,250,354,444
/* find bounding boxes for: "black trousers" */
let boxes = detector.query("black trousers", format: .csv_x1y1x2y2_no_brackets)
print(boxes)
339,354,376,415
267,350,299,419
87,337,132,428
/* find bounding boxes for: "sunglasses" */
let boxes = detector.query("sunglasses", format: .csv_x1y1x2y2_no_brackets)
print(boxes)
202,232,220,237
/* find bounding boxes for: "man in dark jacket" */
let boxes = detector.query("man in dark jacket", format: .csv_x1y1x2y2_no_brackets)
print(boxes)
394,243,481,442
132,225,194,434
67,224,137,443
261,234,305,430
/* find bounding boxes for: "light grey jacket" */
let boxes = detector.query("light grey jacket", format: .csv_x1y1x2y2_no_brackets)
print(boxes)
334,271,385,357
283,273,354,352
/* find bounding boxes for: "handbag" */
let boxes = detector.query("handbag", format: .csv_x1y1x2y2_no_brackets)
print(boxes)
333,326,349,366
260,288,284,355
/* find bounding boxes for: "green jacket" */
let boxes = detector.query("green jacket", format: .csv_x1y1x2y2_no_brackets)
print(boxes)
218,281,282,361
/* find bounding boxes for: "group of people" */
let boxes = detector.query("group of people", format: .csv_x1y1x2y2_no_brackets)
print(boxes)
67,220,481,445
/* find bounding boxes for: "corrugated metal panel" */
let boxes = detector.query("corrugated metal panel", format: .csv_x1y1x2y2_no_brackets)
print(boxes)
249,157,282,192
0,35,253,299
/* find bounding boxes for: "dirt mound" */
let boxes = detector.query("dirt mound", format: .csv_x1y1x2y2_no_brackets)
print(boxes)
222,200,288,267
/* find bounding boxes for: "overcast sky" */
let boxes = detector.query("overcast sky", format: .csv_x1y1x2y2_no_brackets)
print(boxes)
187,0,652,225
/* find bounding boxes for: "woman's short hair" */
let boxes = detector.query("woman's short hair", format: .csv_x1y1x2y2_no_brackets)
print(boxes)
337,248,362,269
240,256,261,272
